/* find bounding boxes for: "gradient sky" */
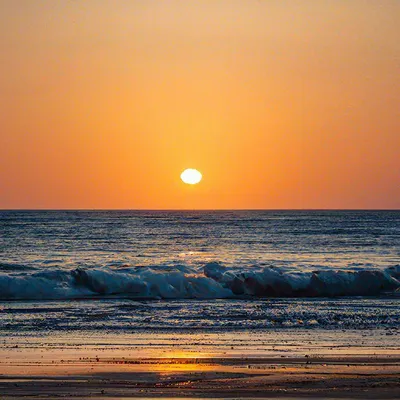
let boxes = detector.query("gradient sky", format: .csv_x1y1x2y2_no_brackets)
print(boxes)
1,0,399,209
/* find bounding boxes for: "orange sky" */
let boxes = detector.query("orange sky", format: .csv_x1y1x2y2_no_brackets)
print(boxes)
1,0,399,209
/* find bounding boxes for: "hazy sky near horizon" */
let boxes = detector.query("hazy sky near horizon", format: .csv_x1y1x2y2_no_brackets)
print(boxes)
1,0,399,209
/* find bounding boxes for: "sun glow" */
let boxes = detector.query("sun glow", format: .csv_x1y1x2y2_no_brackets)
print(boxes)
181,169,202,185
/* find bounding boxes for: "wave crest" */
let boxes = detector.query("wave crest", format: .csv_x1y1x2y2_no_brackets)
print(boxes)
0,263,399,300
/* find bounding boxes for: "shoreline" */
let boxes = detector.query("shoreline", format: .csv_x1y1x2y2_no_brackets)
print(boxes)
1,310,399,398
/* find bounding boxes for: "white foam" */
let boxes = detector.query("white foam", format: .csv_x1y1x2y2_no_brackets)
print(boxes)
0,262,399,300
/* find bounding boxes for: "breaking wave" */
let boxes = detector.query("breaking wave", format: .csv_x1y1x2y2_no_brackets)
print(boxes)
0,263,399,301
1,263,399,300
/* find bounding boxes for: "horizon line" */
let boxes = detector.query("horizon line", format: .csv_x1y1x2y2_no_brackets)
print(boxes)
1,208,399,212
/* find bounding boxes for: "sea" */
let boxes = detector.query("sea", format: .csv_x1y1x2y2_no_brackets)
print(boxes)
1,210,399,340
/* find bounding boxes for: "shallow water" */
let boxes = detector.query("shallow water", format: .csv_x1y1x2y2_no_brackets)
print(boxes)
1,297,399,334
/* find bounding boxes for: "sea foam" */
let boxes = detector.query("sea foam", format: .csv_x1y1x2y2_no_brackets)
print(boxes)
0,263,399,300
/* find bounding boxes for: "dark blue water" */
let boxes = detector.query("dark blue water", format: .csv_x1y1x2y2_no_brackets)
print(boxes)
2,210,399,270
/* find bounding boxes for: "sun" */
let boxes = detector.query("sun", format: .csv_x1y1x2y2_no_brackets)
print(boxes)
181,169,202,185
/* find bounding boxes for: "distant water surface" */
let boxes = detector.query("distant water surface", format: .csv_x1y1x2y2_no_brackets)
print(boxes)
2,210,399,270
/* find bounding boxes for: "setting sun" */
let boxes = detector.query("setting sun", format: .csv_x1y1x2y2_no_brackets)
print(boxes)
181,169,202,185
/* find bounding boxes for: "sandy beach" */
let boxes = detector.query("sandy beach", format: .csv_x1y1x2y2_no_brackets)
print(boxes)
1,329,399,398
1,355,399,398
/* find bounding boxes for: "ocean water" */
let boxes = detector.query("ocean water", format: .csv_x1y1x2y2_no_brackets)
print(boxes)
1,210,399,334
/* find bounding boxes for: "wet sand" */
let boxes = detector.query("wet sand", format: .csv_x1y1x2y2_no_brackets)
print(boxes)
1,329,399,398
1,355,400,398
